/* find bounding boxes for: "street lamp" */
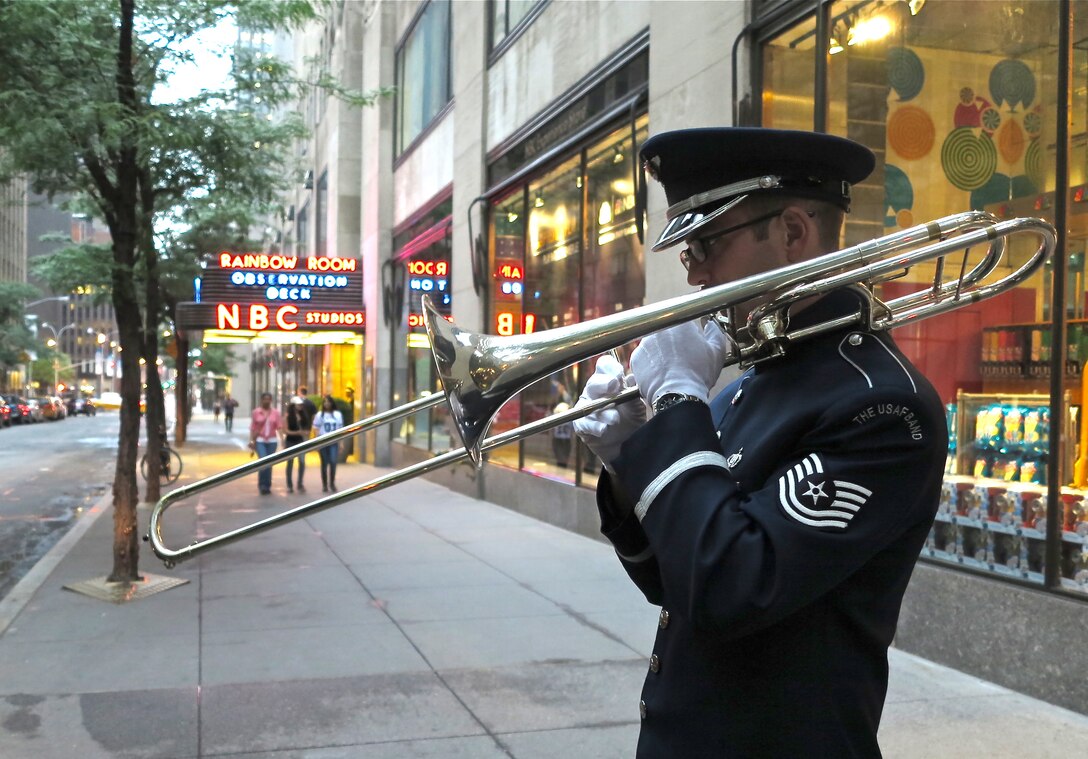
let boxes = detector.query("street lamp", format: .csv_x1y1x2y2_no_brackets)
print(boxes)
41,321,77,345
26,295,70,309
97,331,108,396
41,322,76,393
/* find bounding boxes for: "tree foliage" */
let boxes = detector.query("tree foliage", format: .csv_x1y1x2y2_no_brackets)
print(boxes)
0,0,382,581
0,281,40,372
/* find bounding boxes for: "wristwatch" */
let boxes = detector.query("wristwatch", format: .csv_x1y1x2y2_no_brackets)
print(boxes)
652,393,705,415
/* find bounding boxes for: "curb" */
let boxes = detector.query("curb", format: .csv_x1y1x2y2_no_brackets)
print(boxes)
0,488,114,636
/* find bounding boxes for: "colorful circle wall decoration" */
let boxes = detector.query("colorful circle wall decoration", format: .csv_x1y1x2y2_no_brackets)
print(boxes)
1025,137,1044,190
1023,106,1042,136
969,173,1012,211
941,128,997,191
884,164,914,228
888,106,935,160
980,106,1001,134
887,47,925,102
997,118,1025,164
989,59,1035,112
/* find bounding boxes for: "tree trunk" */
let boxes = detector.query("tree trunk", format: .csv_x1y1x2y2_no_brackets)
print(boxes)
106,0,142,583
175,330,190,445
140,189,164,504
110,301,144,583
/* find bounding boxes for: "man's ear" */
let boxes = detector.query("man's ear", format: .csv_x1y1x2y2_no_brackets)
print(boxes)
780,206,817,263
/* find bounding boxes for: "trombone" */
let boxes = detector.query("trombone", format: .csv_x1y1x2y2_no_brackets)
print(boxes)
146,211,1056,567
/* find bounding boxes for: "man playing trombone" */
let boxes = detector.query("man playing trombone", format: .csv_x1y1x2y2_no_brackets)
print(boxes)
573,127,947,758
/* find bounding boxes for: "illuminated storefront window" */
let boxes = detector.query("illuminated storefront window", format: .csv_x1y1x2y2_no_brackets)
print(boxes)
759,0,1088,594
392,196,453,453
486,117,648,483
761,15,817,131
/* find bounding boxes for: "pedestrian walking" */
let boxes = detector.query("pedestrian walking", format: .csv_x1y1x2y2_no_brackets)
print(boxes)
283,396,307,493
223,393,238,431
213,397,221,423
312,395,344,492
572,127,946,758
296,385,318,431
248,392,282,495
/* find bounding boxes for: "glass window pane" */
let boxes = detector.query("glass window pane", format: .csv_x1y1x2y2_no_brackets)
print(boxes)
487,189,527,470
521,157,583,478
507,0,536,30
820,0,1062,586
762,16,817,129
583,118,648,321
491,0,508,48
392,200,453,448
396,0,451,154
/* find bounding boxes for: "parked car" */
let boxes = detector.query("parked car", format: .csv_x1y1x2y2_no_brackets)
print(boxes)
1,395,32,425
0,398,10,427
36,397,62,420
25,398,45,423
68,397,95,416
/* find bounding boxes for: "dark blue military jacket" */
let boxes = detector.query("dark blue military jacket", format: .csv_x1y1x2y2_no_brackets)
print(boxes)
599,291,947,758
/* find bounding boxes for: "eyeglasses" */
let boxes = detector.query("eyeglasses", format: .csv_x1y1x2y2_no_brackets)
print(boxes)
678,210,786,271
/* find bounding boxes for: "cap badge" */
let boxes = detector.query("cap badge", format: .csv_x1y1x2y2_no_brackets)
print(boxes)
643,156,661,181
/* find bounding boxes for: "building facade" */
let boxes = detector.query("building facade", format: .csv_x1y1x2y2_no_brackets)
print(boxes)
0,174,27,286
262,0,1088,713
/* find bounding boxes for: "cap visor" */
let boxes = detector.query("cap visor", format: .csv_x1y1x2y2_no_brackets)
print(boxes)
650,195,747,252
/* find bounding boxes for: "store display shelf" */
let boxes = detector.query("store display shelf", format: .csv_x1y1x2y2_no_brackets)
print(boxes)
934,512,1086,544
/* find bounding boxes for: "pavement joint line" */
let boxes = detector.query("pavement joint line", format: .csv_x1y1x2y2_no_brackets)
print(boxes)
0,487,114,636
320,521,517,758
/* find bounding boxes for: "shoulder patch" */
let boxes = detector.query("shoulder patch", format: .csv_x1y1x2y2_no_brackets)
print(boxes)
777,453,872,530
850,401,926,441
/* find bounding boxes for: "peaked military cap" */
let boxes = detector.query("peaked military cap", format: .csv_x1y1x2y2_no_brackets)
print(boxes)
640,128,876,252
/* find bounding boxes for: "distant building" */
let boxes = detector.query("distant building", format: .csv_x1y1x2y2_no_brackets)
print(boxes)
0,174,27,284
25,195,117,395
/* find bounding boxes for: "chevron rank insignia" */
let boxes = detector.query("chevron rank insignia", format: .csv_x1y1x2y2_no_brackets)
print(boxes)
777,453,871,530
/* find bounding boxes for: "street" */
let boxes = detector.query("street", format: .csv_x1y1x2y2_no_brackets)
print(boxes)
0,413,117,600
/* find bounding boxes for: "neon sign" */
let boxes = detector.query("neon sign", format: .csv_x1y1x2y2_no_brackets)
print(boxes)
404,258,452,329
218,252,357,271
496,311,536,336
179,252,366,334
213,303,365,330
496,263,523,280
409,278,449,293
407,313,454,329
217,303,300,331
407,260,449,276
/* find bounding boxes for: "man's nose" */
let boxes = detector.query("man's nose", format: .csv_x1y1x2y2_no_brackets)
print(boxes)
686,263,707,288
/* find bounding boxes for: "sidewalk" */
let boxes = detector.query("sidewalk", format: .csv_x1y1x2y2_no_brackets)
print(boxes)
2,413,1088,758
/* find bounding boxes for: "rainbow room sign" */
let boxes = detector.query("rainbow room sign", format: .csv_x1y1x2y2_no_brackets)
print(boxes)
176,252,365,335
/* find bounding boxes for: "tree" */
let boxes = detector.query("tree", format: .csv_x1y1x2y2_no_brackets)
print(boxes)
159,192,273,443
0,282,40,378
29,347,76,395
0,0,384,583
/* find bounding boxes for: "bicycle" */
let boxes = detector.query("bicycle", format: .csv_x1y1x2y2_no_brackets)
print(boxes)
140,427,183,484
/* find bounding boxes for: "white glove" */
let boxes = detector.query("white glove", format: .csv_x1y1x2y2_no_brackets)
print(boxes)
631,320,731,406
572,354,648,468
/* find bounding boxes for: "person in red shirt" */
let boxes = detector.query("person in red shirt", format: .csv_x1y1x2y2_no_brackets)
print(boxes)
248,392,283,495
